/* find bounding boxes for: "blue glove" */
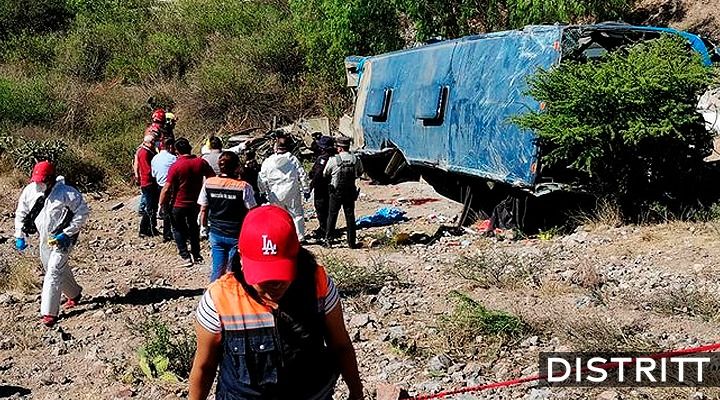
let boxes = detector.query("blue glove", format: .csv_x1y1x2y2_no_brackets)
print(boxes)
15,237,27,251
49,233,71,248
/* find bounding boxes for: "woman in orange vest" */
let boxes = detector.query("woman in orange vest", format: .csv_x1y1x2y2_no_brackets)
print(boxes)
189,205,364,400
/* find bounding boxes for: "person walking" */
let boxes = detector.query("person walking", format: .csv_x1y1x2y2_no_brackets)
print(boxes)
202,136,223,176
309,136,335,239
258,137,310,241
198,151,257,281
323,136,363,248
189,205,364,400
151,137,177,242
14,161,90,327
159,138,215,267
134,134,158,237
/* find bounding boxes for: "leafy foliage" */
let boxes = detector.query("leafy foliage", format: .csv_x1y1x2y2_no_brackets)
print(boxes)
397,0,631,41
137,319,196,381
439,291,526,349
0,0,644,189
322,255,399,295
0,0,73,40
514,37,714,209
0,76,64,125
291,0,403,83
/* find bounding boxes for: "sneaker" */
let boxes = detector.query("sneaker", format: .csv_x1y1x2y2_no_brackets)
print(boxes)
192,254,204,264
178,257,194,268
41,315,57,327
63,293,82,309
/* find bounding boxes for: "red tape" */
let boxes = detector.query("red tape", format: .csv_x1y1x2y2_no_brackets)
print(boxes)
404,342,720,400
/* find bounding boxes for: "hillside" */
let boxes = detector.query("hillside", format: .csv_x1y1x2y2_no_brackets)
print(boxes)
635,0,720,39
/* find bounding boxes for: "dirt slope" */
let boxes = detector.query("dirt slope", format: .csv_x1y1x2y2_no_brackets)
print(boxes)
634,0,720,39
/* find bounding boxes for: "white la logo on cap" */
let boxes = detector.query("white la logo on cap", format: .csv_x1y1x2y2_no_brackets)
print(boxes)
261,234,277,255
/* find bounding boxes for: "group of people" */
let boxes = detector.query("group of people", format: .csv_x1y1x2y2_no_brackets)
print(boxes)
11,111,367,399
136,128,364,277
12,161,365,399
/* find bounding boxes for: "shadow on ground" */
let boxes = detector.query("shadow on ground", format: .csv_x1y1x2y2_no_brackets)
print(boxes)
0,385,31,397
63,287,204,319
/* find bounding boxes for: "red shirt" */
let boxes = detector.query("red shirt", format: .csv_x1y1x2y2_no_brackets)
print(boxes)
135,145,156,187
166,155,215,208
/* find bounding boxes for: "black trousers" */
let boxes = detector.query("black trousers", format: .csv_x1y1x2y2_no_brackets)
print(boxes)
172,205,201,260
139,185,159,236
158,185,173,241
326,187,356,247
314,191,329,237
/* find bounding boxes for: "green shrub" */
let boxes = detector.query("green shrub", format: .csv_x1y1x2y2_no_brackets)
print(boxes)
0,33,60,68
58,148,107,192
514,37,714,210
291,0,402,84
137,319,196,382
438,291,526,349
0,76,64,125
7,136,67,173
0,0,73,40
93,128,138,181
397,0,631,41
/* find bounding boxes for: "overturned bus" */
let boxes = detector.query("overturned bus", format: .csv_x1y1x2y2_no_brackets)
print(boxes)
345,23,718,230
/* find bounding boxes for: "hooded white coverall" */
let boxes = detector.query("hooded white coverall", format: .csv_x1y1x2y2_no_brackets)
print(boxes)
14,177,90,317
258,152,309,240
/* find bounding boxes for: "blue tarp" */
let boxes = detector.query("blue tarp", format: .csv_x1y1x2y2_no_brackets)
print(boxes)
356,207,407,228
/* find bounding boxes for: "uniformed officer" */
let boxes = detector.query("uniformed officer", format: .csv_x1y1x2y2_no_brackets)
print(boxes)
323,136,363,248
309,136,335,240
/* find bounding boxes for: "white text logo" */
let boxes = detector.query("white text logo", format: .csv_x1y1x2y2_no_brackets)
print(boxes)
262,235,277,255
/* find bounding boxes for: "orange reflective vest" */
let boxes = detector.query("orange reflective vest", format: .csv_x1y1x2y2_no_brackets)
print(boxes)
209,266,339,399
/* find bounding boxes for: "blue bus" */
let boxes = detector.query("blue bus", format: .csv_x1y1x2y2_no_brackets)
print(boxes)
346,23,718,227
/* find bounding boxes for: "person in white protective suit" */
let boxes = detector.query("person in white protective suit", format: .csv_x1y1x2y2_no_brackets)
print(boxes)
14,161,90,327
258,137,310,241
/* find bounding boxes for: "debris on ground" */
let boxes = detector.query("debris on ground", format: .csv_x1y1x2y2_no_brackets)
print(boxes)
356,207,407,228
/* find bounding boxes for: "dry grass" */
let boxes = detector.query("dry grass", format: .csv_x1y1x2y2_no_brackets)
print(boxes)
322,254,399,296
571,261,607,305
573,198,624,230
538,279,580,298
650,287,720,321
0,255,41,294
549,315,657,352
450,249,546,289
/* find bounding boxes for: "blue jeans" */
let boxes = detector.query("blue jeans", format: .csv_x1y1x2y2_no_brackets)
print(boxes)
209,231,238,282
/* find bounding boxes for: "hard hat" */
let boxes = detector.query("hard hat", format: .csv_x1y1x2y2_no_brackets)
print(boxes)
151,108,166,123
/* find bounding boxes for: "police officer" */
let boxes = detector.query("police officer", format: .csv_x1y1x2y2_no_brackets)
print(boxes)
309,136,335,239
323,136,363,248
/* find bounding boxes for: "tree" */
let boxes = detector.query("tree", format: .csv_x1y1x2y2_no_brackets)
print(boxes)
397,0,631,41
290,0,403,84
514,37,715,211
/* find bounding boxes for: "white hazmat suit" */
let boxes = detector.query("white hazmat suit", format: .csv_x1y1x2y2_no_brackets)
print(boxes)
258,152,309,240
14,177,90,317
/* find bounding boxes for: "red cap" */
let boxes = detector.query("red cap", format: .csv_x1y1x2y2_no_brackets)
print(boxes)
30,161,56,183
239,205,300,285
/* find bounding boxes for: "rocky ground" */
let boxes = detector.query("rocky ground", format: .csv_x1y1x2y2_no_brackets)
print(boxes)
2,177,720,400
